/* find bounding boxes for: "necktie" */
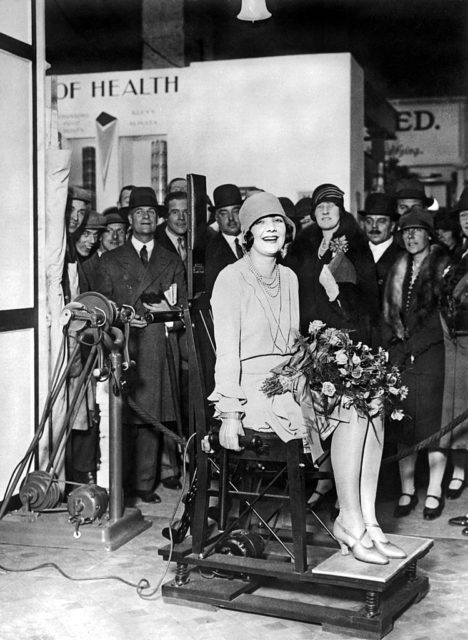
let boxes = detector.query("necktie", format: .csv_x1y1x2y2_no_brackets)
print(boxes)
234,237,244,260
140,244,148,266
177,236,187,262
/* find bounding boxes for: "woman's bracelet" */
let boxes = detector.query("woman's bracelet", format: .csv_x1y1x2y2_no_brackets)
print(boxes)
219,411,244,420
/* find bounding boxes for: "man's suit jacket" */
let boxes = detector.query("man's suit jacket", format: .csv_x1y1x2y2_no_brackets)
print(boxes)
81,251,101,292
96,240,187,423
205,232,240,294
155,222,185,258
374,240,404,300
370,239,404,347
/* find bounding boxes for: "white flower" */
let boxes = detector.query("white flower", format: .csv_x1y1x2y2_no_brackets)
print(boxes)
399,385,409,399
335,349,348,365
309,320,326,334
351,354,361,365
328,333,341,346
391,408,404,421
321,381,336,397
389,386,400,395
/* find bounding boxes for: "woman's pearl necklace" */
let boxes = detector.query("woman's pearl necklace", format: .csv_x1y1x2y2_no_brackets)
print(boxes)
247,256,281,298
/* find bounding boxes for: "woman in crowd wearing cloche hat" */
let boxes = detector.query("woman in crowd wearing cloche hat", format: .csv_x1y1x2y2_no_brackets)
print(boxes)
383,205,450,520
439,188,468,516
284,184,380,516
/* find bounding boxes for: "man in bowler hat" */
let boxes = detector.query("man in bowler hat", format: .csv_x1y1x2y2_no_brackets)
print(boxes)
205,183,244,294
359,192,404,301
96,187,187,502
394,178,434,216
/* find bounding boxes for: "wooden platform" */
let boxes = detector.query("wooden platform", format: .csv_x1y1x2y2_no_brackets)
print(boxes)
159,533,432,639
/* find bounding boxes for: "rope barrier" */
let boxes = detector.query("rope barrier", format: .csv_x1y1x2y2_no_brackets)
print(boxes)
383,406,468,464
126,395,187,448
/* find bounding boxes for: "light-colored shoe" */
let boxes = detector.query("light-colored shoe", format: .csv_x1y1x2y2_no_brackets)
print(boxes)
333,519,388,565
365,522,407,559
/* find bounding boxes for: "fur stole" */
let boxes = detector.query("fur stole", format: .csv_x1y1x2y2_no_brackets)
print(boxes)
383,244,449,339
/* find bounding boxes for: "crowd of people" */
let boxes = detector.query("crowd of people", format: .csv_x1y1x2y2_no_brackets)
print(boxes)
62,173,468,549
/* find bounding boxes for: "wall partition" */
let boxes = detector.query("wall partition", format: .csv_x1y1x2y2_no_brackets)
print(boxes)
0,1,45,495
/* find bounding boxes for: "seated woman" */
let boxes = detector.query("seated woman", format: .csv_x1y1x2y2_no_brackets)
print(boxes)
209,191,398,564
208,192,304,448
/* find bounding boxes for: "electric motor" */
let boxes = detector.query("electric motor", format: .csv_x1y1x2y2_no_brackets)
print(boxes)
67,483,109,524
217,529,265,558
19,471,61,511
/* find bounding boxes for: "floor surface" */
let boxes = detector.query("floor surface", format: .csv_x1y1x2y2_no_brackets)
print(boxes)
1,481,468,640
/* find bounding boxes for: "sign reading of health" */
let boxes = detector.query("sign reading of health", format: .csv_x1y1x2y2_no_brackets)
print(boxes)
386,100,464,166
57,75,179,99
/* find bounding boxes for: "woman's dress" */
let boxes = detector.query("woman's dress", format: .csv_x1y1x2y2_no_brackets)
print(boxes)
208,257,307,444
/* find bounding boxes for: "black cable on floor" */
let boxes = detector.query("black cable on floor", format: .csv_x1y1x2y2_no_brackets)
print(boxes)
137,432,197,600
0,561,151,594
0,433,197,599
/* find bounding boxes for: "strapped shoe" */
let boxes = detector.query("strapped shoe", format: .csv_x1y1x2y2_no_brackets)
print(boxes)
446,477,465,500
333,519,388,565
365,523,407,559
393,493,418,518
423,494,444,520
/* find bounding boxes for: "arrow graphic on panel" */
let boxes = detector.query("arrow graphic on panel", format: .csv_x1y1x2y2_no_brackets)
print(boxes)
96,112,117,187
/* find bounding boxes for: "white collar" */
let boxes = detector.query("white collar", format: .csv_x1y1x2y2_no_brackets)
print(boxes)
368,237,393,262
165,225,185,247
131,236,154,258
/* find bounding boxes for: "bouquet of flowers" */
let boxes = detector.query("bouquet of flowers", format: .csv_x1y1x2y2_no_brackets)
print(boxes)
261,320,407,421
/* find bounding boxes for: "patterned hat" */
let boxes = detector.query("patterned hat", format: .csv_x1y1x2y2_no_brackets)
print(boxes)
311,183,344,211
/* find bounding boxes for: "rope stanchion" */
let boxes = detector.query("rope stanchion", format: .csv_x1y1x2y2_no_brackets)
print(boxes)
126,396,187,448
383,407,468,464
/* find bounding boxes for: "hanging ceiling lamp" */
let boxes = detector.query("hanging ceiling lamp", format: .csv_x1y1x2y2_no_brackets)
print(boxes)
237,0,272,22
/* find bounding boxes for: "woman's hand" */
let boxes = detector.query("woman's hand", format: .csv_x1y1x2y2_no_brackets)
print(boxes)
143,300,171,313
130,316,148,329
219,417,245,451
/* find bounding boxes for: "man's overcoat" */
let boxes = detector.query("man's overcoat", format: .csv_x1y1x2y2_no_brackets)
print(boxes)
96,240,187,423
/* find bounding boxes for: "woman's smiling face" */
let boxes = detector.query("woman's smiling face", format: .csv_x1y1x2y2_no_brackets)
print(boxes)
250,215,286,256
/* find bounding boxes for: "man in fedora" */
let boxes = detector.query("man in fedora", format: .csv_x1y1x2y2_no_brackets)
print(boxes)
74,211,107,292
81,207,128,291
96,186,186,503
66,186,92,235
205,183,244,294
360,192,404,302
394,178,434,216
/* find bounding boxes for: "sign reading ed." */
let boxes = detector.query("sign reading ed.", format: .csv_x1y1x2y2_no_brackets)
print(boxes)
386,99,464,166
